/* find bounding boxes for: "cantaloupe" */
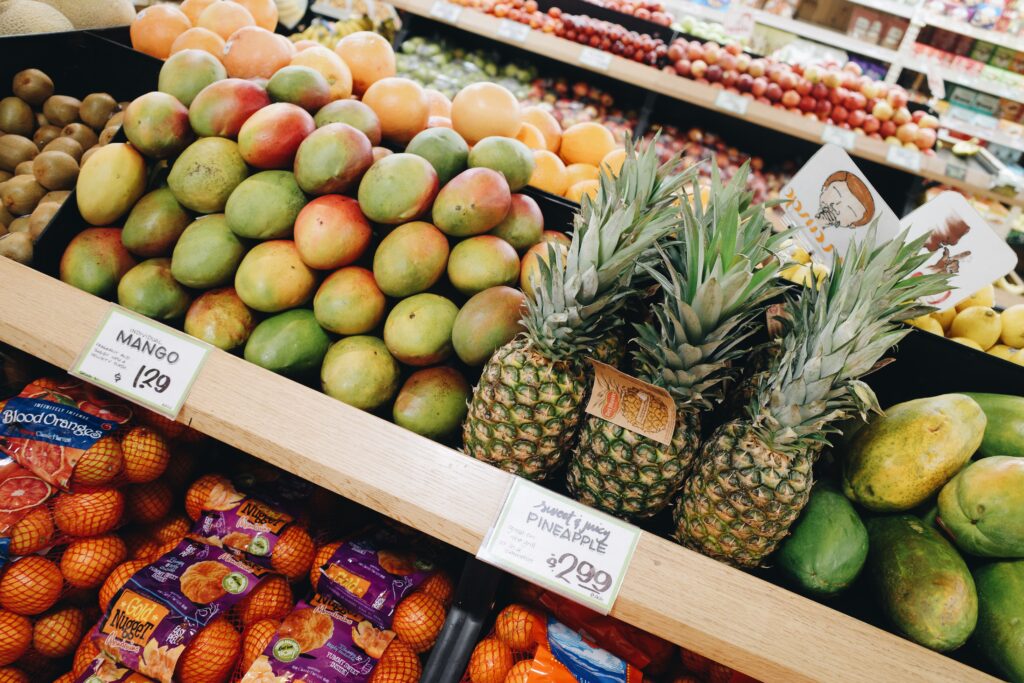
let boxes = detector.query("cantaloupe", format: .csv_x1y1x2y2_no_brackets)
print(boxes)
37,0,135,28
0,0,74,35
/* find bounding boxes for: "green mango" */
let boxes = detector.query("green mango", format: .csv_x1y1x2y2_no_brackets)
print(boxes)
243,309,330,379
938,456,1024,558
972,560,1024,682
962,393,1024,458
170,214,245,289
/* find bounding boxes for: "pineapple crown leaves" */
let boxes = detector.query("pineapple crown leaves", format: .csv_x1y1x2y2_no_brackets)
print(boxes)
630,162,791,410
522,135,699,361
749,221,951,452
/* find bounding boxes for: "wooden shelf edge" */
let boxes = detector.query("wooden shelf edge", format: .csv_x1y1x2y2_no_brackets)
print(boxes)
0,259,999,683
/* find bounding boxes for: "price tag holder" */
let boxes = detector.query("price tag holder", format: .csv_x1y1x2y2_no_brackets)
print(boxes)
945,161,968,181
497,18,530,42
579,47,612,71
71,306,210,419
821,124,856,151
429,0,461,23
477,478,640,614
886,144,922,172
714,90,749,116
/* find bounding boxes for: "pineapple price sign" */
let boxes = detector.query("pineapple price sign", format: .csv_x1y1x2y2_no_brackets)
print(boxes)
478,478,641,614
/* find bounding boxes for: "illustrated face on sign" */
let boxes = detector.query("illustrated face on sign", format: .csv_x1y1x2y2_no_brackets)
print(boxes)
815,171,875,231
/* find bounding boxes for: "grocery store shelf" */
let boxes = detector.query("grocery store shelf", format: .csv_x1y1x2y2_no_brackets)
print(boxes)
0,258,1002,683
940,112,1024,153
847,0,919,20
920,12,1024,54
749,9,901,62
902,56,1024,103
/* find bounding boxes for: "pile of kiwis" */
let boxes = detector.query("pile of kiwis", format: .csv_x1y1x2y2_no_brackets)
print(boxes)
0,68,126,265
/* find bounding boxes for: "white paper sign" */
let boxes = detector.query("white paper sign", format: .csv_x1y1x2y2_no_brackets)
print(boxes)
579,47,612,71
887,144,922,172
715,90,749,116
927,66,946,100
821,124,856,151
901,191,1017,311
945,160,968,181
429,0,461,22
723,6,755,38
497,18,530,42
72,307,209,418
779,144,901,263
478,478,640,614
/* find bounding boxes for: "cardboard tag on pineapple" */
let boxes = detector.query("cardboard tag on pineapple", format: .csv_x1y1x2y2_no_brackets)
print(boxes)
779,144,901,265
585,360,675,445
900,191,1016,311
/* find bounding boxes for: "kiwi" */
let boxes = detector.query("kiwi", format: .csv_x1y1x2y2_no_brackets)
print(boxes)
0,134,40,172
28,201,59,239
0,202,12,227
43,136,83,161
40,190,70,206
35,112,49,128
0,171,9,184
81,146,100,166
14,160,34,176
98,126,120,146
0,175,46,215
42,95,81,127
32,125,61,149
32,151,78,190
0,231,34,264
107,111,125,128
12,69,54,108
0,97,35,137
61,123,98,150
7,216,30,234
80,93,118,130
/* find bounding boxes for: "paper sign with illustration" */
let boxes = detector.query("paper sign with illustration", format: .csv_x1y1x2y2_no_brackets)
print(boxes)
901,191,1017,311
779,144,901,263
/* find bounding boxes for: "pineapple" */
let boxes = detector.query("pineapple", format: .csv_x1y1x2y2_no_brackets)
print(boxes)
462,139,697,480
674,224,950,566
566,165,789,518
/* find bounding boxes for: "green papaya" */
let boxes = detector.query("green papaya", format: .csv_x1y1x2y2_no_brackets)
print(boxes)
775,486,868,596
865,515,977,651
243,309,330,379
938,456,1024,558
962,393,1024,458
973,560,1024,682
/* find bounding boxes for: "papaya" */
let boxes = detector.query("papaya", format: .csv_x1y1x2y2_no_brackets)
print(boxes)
972,560,1024,682
937,456,1024,558
961,393,1024,458
842,394,986,511
243,309,330,379
865,515,977,651
775,486,868,596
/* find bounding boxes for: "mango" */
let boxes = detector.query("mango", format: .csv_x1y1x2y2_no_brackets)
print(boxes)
842,394,986,511
383,293,458,366
121,188,192,258
267,65,331,112
59,227,137,298
393,366,470,441
159,49,226,107
244,309,330,379
225,170,307,240
451,286,525,366
357,153,438,225
168,137,249,214
313,266,385,335
117,258,192,321
962,392,1024,458
321,336,400,411
865,515,977,651
171,214,246,289
405,127,468,185
293,195,371,270
372,221,448,297
490,193,544,252
432,167,511,237
234,240,317,313
188,78,269,138
123,91,194,160
467,136,535,191
972,560,1024,681
184,287,254,351
293,123,373,195
76,143,147,226
447,235,519,296
938,456,1024,558
238,102,315,170
313,99,381,145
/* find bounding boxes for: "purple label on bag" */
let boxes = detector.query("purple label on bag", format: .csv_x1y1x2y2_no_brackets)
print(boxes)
74,654,157,683
193,493,293,567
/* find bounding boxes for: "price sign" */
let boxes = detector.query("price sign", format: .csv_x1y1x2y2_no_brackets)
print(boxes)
72,307,209,419
714,90,749,116
477,478,640,614
821,124,856,151
723,6,755,38
578,47,612,71
497,18,530,42
429,0,461,23
927,67,946,100
886,144,922,172
945,161,968,180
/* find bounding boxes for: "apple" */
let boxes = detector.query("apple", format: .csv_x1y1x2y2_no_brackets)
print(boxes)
914,126,937,149
843,61,863,75
782,89,801,108
796,78,812,96
725,42,742,56
884,135,901,145
828,87,848,106
887,87,909,109
896,122,919,143
831,105,849,123
893,106,912,125
844,92,867,111
799,95,816,112
668,43,685,62
879,120,896,137
823,70,842,89
811,83,829,100
735,53,751,73
765,82,783,102
860,80,881,99
869,132,882,139
919,113,939,129
805,111,819,120
779,71,799,91
703,43,721,64
872,100,894,120
751,76,768,97
747,59,767,78
816,99,833,118
839,121,852,129
706,64,723,82
903,141,918,150
863,115,880,134
690,59,708,79
911,109,926,123
736,73,754,92
756,95,771,105
674,59,691,77
722,70,738,87
687,42,704,61
804,64,822,83
848,109,866,127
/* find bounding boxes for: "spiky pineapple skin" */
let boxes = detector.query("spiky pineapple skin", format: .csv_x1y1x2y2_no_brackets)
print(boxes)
673,421,815,567
567,407,700,519
463,337,587,480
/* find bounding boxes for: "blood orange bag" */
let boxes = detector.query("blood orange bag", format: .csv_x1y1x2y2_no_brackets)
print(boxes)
0,455,55,566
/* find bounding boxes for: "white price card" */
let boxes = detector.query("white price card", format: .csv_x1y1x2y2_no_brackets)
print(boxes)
71,307,209,419
821,124,856,151
578,47,612,71
477,478,640,614
497,18,530,42
945,161,968,181
714,90,749,116
429,0,461,22
886,144,922,172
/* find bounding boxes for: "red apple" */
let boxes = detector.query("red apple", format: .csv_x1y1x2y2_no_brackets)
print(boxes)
843,61,863,75
706,64,723,82
914,126,937,149
919,113,939,129
718,53,737,72
735,53,751,73
831,105,849,123
893,106,912,125
799,95,816,112
725,42,742,56
690,59,708,79
722,70,738,87
828,87,848,106
844,91,867,110
872,100,894,121
804,64,823,83
751,76,768,97
816,99,833,118
811,83,829,100
884,135,901,145
796,78,812,96
782,89,801,108
747,59,767,78
887,87,909,109
756,95,771,105
736,73,754,92
879,119,896,137
779,71,799,90
847,109,866,127
668,43,685,62
911,109,927,123
863,115,880,134
687,42,704,61
703,43,722,64
674,59,691,77
765,82,783,101
822,70,842,89
896,122,919,143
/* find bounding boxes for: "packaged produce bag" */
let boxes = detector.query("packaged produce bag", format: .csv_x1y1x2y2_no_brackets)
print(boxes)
0,455,55,566
527,616,642,683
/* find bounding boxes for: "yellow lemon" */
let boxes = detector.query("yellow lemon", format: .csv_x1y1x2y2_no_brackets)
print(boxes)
999,304,1024,347
931,307,956,331
564,163,599,188
599,147,626,177
790,245,812,265
987,344,1018,361
956,284,995,311
949,306,1002,350
565,179,599,203
907,315,943,335
949,336,984,351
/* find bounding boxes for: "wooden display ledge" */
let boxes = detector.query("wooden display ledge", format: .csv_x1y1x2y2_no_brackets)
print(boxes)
0,258,997,683
387,0,1023,208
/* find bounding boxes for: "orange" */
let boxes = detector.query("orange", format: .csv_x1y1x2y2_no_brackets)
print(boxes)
467,638,513,683
32,606,84,658
198,1,256,40
131,4,192,59
558,122,615,166
424,88,452,118
181,0,218,24
0,557,63,616
418,572,454,606
293,39,320,51
566,179,599,203
427,116,452,129
185,474,231,521
238,575,292,626
8,507,54,556
290,46,353,101
240,618,279,674
369,639,421,683
163,448,196,492
0,476,50,517
53,488,124,538
125,482,173,524
309,540,341,589
362,77,429,146
0,667,28,683
0,611,31,666
520,241,567,300
520,106,561,152
493,604,542,652
504,660,533,683
121,426,171,483
137,408,190,440
177,618,241,683
98,560,147,611
600,147,626,177
564,162,599,187
70,436,124,488
72,634,99,677
270,525,314,582
60,534,127,589
528,150,568,196
515,122,546,151
335,31,396,96
451,82,521,145
234,0,278,30
170,27,227,57
149,513,190,544
222,26,293,79
391,592,444,653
